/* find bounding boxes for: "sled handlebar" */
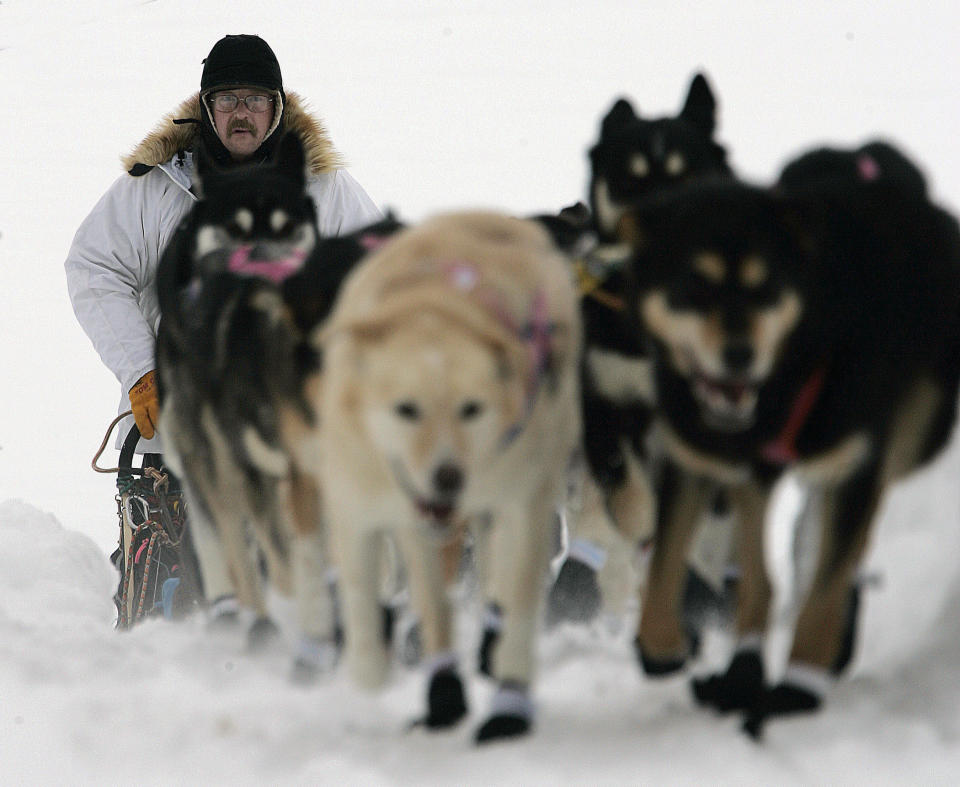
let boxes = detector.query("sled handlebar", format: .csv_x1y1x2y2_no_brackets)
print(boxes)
91,410,145,477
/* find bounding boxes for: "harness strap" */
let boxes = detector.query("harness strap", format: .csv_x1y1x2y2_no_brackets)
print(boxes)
573,244,633,312
226,245,307,284
759,367,826,464
499,289,556,450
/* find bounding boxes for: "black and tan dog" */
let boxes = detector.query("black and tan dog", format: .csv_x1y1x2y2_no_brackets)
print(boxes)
618,145,960,736
156,132,400,672
548,73,735,625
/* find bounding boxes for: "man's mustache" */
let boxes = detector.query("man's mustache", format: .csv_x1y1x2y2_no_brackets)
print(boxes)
228,119,256,134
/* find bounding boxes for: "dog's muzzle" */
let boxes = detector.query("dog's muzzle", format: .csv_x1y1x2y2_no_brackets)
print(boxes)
692,371,759,432
227,244,308,284
392,459,464,530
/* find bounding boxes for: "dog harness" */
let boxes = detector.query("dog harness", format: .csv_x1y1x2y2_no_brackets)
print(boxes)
759,366,826,464
227,245,309,284
573,243,634,312
439,260,557,451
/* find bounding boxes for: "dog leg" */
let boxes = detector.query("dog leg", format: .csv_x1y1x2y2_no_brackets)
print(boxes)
636,464,712,674
285,471,337,681
474,491,555,742
607,443,657,544
334,524,391,690
547,472,635,627
215,516,278,652
743,464,881,738
394,527,453,662
394,526,466,729
184,496,239,627
692,478,771,712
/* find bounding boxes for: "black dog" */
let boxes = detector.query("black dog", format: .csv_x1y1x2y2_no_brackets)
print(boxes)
621,147,960,736
588,72,731,240
777,139,928,198
547,74,736,627
156,132,400,667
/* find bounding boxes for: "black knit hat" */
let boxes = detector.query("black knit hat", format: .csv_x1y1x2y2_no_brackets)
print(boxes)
201,34,282,94
196,35,286,168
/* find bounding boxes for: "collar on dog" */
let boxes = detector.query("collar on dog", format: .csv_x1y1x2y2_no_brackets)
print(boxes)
759,366,826,465
227,245,307,284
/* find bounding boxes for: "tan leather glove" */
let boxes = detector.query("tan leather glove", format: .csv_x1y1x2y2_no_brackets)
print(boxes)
129,370,159,440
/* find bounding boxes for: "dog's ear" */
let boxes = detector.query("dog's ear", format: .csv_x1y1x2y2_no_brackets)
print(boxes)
680,72,717,137
599,97,639,138
529,202,593,254
273,132,308,190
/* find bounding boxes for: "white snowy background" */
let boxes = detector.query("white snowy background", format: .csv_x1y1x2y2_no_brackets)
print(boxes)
2,1,960,783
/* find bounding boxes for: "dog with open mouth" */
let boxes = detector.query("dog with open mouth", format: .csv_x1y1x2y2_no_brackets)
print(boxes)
315,211,581,743
618,154,960,737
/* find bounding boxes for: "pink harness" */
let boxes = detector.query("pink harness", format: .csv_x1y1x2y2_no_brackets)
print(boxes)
227,245,308,284
440,260,555,449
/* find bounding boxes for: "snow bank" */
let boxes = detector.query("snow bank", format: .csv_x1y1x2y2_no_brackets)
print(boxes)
1,498,959,784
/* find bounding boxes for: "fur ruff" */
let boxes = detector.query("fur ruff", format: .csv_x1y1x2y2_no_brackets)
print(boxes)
121,91,343,175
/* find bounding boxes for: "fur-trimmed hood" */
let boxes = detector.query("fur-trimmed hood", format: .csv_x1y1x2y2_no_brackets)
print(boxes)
121,91,343,175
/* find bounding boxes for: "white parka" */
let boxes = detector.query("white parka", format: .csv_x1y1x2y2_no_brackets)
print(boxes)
65,92,383,451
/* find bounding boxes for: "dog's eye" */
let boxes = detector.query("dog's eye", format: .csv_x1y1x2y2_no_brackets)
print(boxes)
629,154,650,178
460,401,484,420
394,401,421,421
270,209,294,236
228,208,254,237
665,151,687,176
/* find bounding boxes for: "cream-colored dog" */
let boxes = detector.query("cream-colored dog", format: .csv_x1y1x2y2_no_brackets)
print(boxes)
315,211,582,743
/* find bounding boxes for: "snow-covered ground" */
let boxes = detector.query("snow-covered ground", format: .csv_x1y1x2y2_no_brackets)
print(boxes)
2,1,959,783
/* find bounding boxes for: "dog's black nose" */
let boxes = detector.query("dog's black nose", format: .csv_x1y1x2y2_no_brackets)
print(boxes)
723,340,754,374
433,463,464,497
249,243,271,261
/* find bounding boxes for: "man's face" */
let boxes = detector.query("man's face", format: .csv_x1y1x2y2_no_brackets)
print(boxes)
209,88,274,161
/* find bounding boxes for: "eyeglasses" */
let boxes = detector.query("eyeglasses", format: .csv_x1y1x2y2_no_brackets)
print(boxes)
208,93,275,113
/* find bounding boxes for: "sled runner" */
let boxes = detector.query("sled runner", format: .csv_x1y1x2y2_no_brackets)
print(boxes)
93,413,203,628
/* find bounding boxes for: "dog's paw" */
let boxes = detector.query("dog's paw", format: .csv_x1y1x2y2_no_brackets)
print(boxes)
424,667,468,729
474,714,531,744
545,557,603,627
742,681,823,740
290,636,339,685
474,683,533,744
634,637,688,676
205,595,241,633
691,648,764,713
246,616,282,653
392,609,423,668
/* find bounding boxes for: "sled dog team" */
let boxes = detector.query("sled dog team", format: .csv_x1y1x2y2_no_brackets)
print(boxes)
155,74,960,743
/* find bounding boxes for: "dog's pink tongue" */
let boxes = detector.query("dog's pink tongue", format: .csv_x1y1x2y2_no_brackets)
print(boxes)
417,499,454,523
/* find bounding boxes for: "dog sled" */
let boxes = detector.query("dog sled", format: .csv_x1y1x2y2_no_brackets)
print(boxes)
92,412,203,628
